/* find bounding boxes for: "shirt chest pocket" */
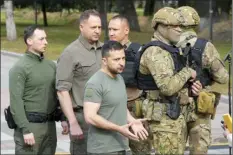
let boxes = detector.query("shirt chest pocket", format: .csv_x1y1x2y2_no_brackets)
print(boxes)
74,60,97,77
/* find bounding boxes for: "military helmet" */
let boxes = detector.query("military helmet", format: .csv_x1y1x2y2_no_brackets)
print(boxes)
177,6,200,26
151,7,184,28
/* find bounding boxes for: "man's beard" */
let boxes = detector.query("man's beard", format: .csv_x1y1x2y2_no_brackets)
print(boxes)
107,66,121,75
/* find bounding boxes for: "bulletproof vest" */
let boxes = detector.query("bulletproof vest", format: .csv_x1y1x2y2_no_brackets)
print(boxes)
121,42,141,87
135,41,184,90
183,38,212,87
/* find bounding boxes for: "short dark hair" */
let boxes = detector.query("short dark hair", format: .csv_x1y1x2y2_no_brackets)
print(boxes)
79,9,100,24
110,15,130,29
102,40,124,58
24,25,43,45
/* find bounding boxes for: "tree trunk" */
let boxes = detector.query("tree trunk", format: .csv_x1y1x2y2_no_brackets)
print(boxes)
4,0,17,41
178,0,188,7
97,0,107,30
193,1,209,17
97,0,108,40
215,0,231,20
143,0,155,16
116,0,140,32
153,1,163,13
41,0,48,26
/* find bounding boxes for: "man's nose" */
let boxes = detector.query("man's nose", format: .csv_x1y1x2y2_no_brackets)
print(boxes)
109,30,114,36
44,39,48,45
95,27,101,33
120,59,125,66
176,26,182,33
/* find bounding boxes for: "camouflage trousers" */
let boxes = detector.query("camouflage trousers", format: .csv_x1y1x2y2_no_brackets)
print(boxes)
127,98,151,155
185,102,211,155
149,113,187,154
69,108,89,155
141,99,187,155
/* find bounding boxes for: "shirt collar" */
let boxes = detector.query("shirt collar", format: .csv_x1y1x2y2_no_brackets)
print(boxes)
26,51,44,61
151,32,179,52
78,35,102,51
151,31,172,45
123,41,131,49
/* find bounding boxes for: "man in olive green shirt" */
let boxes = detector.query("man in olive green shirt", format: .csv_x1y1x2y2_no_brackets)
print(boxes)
84,40,148,155
108,15,142,102
108,15,150,155
56,9,102,155
9,25,58,154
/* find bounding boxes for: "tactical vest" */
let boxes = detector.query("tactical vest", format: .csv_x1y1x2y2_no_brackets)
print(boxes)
121,42,141,87
135,41,184,90
183,38,212,87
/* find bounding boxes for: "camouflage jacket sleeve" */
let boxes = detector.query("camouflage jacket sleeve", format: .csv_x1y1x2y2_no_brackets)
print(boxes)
9,66,30,134
141,46,193,96
202,42,229,84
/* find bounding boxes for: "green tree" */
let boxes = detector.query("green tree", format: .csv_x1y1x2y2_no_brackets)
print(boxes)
116,0,140,31
4,0,17,41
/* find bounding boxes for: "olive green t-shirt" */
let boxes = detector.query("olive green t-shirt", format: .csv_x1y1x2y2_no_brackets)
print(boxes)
84,70,129,153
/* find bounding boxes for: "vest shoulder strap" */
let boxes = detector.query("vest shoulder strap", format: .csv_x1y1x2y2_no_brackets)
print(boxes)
139,40,178,58
125,42,141,53
192,38,208,54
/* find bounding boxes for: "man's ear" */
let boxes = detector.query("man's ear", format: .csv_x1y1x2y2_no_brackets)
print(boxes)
125,27,129,35
102,57,107,66
79,23,84,32
79,24,83,31
26,38,33,46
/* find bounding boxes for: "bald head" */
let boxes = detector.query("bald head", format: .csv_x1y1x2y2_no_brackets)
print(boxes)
110,15,130,29
108,15,130,45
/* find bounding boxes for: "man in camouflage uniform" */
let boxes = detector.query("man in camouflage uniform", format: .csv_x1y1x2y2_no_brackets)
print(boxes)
138,7,197,154
108,15,150,155
176,6,229,154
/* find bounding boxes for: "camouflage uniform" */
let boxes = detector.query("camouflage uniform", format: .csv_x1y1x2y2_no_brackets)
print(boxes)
121,42,151,155
128,97,151,155
139,7,195,154
177,6,229,154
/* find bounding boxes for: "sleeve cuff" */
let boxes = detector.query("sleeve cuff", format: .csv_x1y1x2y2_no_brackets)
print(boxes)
56,80,72,91
182,67,193,80
21,126,31,135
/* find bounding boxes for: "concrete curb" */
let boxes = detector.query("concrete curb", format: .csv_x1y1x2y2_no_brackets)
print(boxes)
1,50,230,100
1,50,24,58
1,50,57,63
55,153,70,155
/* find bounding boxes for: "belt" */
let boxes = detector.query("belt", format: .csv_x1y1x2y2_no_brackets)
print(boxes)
73,106,83,112
144,92,170,103
146,97,170,103
26,112,55,123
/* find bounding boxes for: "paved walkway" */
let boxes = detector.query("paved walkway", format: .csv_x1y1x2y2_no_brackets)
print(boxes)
1,51,232,154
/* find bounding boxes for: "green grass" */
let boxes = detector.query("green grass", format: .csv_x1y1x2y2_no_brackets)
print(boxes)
1,8,231,94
